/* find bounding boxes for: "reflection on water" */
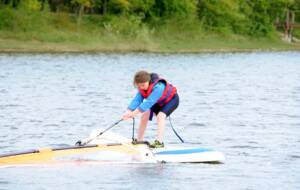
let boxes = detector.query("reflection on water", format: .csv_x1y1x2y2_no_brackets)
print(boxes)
0,52,300,189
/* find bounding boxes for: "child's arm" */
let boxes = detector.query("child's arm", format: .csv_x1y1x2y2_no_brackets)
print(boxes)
128,92,143,111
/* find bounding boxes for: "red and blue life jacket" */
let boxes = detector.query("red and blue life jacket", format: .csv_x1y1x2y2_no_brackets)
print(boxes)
138,73,177,106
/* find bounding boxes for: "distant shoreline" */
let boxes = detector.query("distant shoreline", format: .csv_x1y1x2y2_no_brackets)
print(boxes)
0,49,300,54
1,47,300,54
1,42,300,54
1,37,300,54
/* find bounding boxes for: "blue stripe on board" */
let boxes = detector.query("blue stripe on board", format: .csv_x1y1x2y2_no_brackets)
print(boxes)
154,148,213,155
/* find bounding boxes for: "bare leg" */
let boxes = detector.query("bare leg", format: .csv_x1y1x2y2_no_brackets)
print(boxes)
156,112,166,142
137,110,150,141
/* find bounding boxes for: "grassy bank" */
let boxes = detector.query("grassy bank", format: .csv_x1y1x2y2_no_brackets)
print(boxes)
0,10,299,53
2,34,299,53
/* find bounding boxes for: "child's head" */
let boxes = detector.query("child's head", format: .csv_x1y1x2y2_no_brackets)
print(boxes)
134,70,151,90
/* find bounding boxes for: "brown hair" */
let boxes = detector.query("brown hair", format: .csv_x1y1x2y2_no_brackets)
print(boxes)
133,70,151,86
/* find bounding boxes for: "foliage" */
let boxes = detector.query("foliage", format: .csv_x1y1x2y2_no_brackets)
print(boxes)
19,0,42,10
0,0,300,38
107,0,131,14
197,0,248,35
0,6,15,30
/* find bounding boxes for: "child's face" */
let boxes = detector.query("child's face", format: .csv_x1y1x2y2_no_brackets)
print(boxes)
137,82,149,90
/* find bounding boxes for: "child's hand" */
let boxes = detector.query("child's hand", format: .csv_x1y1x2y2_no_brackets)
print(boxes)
122,110,133,120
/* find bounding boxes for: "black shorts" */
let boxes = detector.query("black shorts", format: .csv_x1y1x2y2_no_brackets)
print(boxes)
151,93,179,117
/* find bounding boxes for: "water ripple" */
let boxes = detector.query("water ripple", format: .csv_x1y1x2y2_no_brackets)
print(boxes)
289,155,300,160
188,122,206,127
229,145,263,149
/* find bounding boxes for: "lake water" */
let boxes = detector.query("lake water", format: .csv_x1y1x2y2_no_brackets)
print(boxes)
0,52,299,190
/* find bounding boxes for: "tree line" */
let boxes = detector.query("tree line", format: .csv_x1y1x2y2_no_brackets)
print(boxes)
1,0,300,37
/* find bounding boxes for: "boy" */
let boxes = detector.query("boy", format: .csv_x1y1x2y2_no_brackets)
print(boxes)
122,70,179,148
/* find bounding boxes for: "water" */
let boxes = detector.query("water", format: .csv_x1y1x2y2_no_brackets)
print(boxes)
0,52,299,190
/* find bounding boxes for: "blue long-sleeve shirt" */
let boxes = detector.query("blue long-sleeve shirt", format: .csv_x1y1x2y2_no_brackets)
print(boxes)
128,82,165,112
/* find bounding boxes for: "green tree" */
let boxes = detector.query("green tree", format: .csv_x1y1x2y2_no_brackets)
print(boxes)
197,0,247,34
129,0,155,18
151,0,197,19
19,0,42,11
107,0,130,14
0,0,20,8
72,0,92,26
